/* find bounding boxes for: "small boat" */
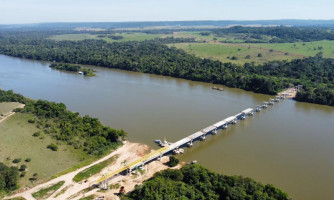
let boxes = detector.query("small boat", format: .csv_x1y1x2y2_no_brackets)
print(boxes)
212,129,218,135
78,71,84,75
241,115,246,120
154,139,161,144
212,86,224,91
159,138,169,147
173,149,179,154
191,160,198,164
178,149,184,154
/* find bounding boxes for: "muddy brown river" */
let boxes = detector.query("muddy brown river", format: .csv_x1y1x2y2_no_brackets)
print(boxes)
0,55,333,200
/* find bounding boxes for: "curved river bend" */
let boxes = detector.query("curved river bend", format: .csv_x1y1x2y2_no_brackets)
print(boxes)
0,55,333,200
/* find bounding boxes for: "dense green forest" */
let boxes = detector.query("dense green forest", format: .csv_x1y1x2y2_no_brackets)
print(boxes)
211,26,334,43
123,164,290,200
0,89,27,104
0,32,332,106
0,89,127,155
238,54,334,105
0,163,19,192
50,63,96,76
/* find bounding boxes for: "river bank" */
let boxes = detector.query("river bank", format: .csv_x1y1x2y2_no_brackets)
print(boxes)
7,141,176,200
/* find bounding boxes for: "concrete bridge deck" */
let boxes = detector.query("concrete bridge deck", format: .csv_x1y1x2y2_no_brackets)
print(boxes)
97,97,282,186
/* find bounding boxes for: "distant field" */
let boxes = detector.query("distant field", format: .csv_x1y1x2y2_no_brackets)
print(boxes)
247,40,334,58
0,113,95,188
49,33,167,42
49,32,334,65
169,42,300,65
176,31,246,43
0,102,23,114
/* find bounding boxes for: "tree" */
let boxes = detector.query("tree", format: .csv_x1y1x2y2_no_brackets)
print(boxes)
168,156,179,167
12,158,21,163
19,165,27,171
47,143,58,151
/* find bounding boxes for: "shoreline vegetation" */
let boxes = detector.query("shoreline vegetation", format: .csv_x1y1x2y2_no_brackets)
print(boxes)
49,63,96,76
0,89,126,197
123,164,290,200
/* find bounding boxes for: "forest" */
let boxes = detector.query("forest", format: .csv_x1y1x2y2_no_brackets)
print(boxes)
123,164,290,200
211,26,334,43
0,32,332,106
0,89,127,155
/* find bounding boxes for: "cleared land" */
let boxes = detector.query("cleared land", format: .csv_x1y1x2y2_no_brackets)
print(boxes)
0,102,23,114
0,112,96,188
173,32,334,64
169,42,300,65
247,40,334,58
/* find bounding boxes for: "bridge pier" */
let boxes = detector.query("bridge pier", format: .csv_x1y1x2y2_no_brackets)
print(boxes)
200,135,206,141
187,140,193,147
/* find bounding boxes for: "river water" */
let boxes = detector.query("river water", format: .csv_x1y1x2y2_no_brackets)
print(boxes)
0,54,333,200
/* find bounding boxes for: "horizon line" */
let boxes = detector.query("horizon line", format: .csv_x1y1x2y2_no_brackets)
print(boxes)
1,19,334,26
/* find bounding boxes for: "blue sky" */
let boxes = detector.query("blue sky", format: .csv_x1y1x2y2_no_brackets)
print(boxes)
1,0,333,24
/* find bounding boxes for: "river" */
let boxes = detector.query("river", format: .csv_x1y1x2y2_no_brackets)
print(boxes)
0,54,333,200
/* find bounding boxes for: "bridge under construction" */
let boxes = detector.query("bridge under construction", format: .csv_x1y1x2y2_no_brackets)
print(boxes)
97,94,286,188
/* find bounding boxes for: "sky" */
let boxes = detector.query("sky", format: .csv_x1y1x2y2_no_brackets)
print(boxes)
1,0,333,24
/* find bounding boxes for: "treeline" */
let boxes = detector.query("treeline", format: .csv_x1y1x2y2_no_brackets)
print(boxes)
150,36,199,44
212,26,334,43
239,54,334,106
0,35,332,106
123,164,290,200
0,89,27,104
50,63,96,76
0,89,127,155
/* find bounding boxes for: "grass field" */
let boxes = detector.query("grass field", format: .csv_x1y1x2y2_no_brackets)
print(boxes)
32,181,64,200
176,31,246,43
247,40,334,58
170,42,300,65
73,156,117,182
0,102,23,114
0,113,96,188
49,33,166,42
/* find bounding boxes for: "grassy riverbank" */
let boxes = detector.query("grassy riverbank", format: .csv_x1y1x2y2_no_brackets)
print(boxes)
0,112,96,188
